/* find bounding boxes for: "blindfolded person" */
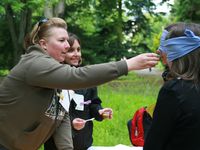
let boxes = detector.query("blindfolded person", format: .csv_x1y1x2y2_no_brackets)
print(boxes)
144,22,200,150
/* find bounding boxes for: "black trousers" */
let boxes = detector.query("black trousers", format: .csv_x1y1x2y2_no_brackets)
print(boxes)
44,136,57,150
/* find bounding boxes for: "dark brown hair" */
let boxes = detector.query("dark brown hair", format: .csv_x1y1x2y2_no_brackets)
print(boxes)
68,32,81,47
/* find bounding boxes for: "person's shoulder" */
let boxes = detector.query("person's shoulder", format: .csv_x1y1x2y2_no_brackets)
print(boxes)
24,51,63,75
26,44,46,54
162,78,182,90
23,45,53,62
162,78,191,94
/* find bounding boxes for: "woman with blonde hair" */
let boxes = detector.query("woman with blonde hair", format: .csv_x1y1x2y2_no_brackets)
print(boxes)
0,17,159,150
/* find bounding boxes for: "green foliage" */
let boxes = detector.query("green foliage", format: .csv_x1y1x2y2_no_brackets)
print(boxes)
66,0,161,63
0,0,173,68
171,0,200,23
10,1,25,12
0,16,13,69
145,14,170,53
0,6,5,14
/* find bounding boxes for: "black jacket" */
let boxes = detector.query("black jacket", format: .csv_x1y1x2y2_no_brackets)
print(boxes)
69,87,103,150
144,79,200,150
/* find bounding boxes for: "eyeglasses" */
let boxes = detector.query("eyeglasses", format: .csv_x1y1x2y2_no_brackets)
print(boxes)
38,18,49,27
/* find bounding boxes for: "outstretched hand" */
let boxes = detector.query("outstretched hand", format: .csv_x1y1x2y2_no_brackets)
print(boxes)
126,53,159,71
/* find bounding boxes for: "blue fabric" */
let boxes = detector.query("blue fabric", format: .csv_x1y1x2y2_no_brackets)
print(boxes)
158,30,169,53
164,29,200,61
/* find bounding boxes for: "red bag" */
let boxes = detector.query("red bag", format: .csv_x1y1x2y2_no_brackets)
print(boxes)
127,106,153,146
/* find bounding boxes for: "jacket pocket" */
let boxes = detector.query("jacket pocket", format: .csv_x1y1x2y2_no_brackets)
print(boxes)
14,115,55,150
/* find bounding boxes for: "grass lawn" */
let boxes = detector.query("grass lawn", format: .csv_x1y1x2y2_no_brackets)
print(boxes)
92,71,163,146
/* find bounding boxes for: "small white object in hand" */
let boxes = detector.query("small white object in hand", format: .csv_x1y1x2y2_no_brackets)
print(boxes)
85,118,95,122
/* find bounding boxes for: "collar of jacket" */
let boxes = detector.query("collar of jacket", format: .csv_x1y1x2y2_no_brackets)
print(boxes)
26,44,48,55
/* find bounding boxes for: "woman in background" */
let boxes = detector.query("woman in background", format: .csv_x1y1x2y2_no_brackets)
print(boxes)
67,33,113,150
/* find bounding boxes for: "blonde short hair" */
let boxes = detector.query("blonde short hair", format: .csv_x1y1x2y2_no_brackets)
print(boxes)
24,17,67,49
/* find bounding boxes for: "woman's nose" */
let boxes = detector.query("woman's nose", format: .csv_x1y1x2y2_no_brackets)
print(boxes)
65,41,70,49
73,50,79,55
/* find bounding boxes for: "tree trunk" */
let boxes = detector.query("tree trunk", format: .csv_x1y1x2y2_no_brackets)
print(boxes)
5,4,20,67
44,0,65,18
116,0,123,43
5,4,32,67
54,0,65,18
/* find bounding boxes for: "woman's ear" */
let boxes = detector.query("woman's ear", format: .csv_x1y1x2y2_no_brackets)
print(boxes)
39,39,47,50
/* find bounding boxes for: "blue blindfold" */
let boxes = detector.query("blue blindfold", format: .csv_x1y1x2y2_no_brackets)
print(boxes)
159,29,200,61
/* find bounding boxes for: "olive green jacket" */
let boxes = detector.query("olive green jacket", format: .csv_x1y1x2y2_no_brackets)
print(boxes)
0,45,127,150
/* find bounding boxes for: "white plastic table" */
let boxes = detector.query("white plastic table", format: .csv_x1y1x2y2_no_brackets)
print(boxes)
88,144,143,150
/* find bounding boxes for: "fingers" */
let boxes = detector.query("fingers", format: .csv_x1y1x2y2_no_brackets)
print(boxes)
145,53,160,61
146,60,159,68
100,108,113,119
72,118,86,130
142,54,159,68
145,53,159,57
126,53,160,71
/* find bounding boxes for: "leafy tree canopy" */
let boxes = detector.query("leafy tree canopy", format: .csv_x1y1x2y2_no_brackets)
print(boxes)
0,0,174,69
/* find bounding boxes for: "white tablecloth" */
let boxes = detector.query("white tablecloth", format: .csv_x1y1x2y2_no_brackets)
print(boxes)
88,144,143,150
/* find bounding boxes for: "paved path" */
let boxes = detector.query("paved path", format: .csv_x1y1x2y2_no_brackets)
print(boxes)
133,67,162,77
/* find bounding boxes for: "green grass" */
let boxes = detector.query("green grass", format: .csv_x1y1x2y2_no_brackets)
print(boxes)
0,69,9,76
92,72,163,146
